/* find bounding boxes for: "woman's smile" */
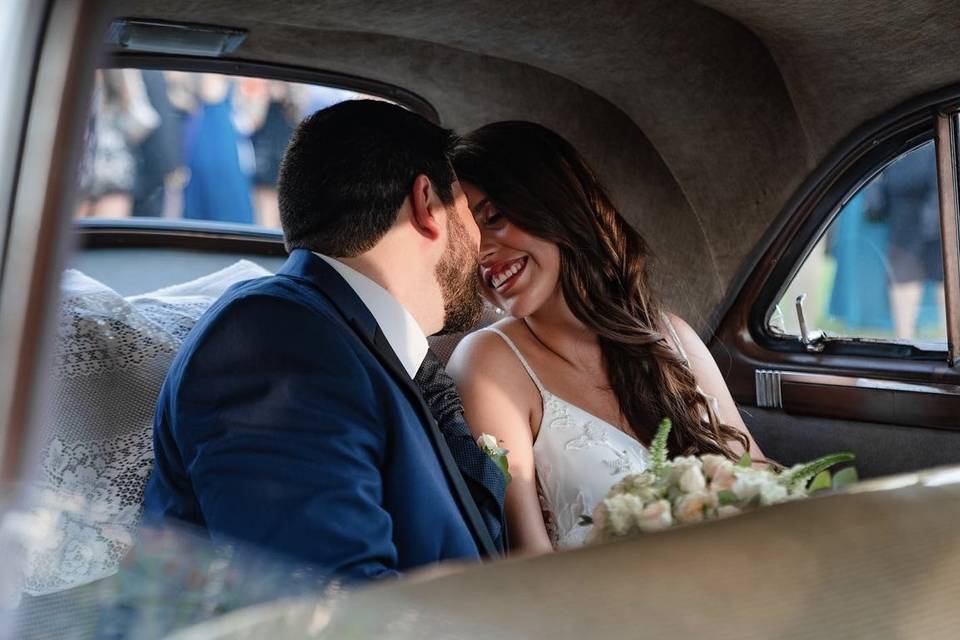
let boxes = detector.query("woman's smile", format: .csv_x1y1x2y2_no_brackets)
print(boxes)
484,256,528,294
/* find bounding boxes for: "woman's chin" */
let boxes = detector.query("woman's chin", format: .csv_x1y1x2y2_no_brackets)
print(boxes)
498,299,534,319
483,288,537,319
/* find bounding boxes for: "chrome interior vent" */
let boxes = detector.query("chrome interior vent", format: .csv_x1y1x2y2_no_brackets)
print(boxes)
755,369,783,409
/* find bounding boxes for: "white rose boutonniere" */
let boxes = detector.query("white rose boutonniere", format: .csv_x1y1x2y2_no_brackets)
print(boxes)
477,433,511,485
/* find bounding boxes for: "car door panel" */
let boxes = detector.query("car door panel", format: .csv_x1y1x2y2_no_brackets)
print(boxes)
743,407,960,479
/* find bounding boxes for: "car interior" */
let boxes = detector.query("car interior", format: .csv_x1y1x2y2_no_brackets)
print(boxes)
2,1,959,638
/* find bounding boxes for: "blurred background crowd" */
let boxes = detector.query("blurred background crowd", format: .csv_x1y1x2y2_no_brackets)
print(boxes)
75,69,374,228
776,141,945,343
75,69,945,343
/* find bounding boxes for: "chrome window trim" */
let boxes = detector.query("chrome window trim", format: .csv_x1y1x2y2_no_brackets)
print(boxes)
755,368,960,408
0,0,107,483
103,51,441,125
75,217,284,240
754,369,783,408
935,111,960,367
0,1,49,282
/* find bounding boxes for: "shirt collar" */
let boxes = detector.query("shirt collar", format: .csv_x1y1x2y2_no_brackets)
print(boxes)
315,253,428,378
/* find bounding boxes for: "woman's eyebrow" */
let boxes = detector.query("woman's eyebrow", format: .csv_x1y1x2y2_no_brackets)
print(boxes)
470,198,489,216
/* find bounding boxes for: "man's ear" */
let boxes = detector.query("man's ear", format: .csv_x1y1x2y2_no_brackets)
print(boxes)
409,174,443,240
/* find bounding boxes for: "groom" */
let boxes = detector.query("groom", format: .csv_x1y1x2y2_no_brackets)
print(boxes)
144,100,505,580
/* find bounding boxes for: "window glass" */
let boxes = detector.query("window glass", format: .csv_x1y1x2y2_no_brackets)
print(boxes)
771,141,947,344
73,69,398,229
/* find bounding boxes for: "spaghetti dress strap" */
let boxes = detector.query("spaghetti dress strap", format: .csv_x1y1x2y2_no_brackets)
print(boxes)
660,312,722,415
661,312,690,364
479,326,547,396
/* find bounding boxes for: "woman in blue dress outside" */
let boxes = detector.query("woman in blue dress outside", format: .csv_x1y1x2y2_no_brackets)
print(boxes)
182,74,254,224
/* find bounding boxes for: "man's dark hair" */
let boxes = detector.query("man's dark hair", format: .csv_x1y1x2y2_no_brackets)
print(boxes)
278,100,458,256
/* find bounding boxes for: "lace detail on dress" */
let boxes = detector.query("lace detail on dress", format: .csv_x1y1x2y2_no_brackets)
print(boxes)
480,327,651,551
541,392,572,431
480,316,725,551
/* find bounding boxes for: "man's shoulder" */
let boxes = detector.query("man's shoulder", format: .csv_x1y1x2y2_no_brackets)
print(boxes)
171,274,356,372
196,273,337,330
217,272,329,309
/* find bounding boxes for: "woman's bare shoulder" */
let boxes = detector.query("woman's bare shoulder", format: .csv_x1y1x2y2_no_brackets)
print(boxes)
447,318,532,387
663,313,710,360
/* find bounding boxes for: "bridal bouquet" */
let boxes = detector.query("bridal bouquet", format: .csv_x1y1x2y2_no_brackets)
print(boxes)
585,419,856,543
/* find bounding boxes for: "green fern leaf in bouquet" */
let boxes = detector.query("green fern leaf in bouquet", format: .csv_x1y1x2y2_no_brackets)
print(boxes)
783,452,856,491
651,418,672,475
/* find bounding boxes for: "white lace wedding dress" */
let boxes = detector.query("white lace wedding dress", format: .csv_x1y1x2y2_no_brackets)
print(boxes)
482,319,715,550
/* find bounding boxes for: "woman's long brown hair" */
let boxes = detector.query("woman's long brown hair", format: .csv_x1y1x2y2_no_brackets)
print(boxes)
453,122,749,459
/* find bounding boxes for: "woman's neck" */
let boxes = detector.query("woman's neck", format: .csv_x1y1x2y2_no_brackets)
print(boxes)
523,291,599,369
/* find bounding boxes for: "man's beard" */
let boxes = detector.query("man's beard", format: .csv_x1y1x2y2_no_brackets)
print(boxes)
434,210,484,335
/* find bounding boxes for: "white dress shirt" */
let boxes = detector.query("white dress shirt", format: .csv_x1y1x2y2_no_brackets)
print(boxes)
315,253,429,379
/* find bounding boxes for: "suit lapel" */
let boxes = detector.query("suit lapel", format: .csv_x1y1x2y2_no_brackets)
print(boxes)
277,250,500,557
361,324,500,558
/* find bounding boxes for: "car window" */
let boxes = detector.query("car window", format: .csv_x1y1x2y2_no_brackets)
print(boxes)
770,140,947,346
73,68,399,230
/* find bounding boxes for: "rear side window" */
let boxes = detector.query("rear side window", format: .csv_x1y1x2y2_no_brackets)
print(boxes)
771,140,947,345
74,69,399,229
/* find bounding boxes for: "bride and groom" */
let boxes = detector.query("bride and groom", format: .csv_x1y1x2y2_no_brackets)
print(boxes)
144,100,763,580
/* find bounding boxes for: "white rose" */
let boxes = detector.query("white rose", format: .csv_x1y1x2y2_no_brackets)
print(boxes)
731,468,767,501
625,472,656,490
637,499,674,532
670,456,702,473
709,464,736,492
607,473,660,503
477,433,499,451
602,493,645,536
675,492,711,524
701,454,733,479
678,465,707,493
667,456,702,486
759,481,789,505
716,505,742,519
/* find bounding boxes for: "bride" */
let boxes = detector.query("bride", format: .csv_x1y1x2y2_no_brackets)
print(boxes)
447,122,765,554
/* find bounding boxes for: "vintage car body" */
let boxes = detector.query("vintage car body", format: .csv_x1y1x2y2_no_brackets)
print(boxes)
0,1,957,638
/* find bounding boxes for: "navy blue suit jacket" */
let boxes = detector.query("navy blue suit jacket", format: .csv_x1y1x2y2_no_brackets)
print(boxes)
144,250,493,581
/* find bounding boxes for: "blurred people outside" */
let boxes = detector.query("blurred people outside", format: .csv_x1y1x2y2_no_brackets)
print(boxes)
76,70,394,227
182,74,254,224
130,70,183,218
865,142,945,339
822,142,944,342
825,186,892,333
76,69,159,218
245,79,299,228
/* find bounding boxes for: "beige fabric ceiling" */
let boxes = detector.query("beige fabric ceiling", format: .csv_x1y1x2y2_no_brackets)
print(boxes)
117,0,960,329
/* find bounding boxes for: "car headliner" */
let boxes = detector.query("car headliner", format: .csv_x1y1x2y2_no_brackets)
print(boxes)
119,0,960,327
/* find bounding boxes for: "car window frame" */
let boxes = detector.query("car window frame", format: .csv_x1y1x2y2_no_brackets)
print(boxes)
0,0,111,485
711,86,960,431
751,97,960,365
72,52,443,241
102,51,441,124
934,110,960,366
